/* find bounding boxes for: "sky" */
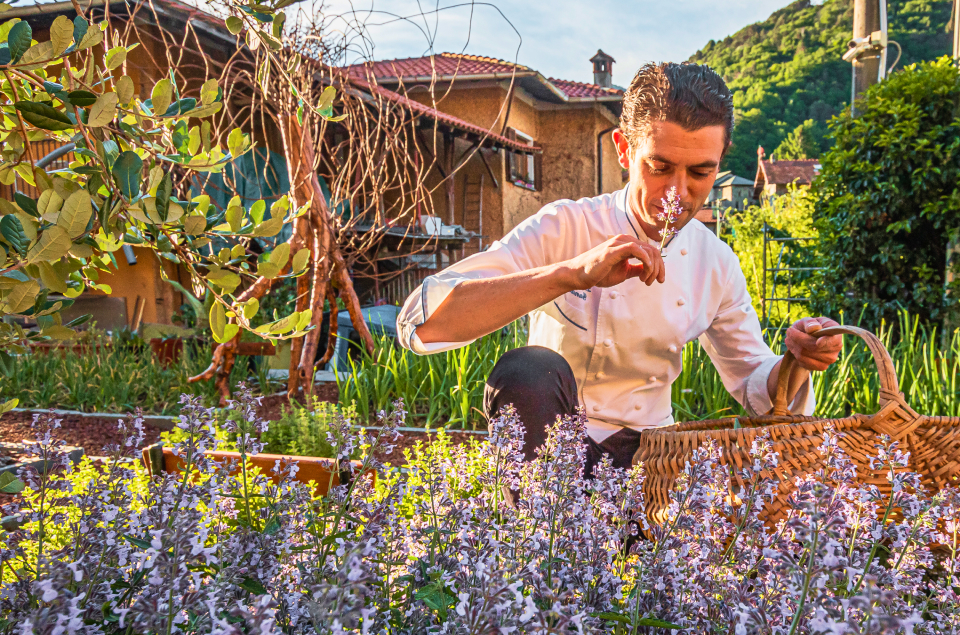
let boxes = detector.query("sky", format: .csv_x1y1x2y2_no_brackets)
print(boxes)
322,0,795,85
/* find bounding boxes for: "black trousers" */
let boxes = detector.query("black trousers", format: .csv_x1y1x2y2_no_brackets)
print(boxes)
483,346,643,475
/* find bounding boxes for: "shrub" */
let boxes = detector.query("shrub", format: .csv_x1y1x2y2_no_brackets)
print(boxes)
811,56,960,328
260,398,356,458
2,396,960,632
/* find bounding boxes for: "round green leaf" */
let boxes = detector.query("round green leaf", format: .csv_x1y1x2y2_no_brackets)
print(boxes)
183,215,206,236
50,15,74,54
27,225,72,263
58,190,93,238
7,20,31,64
104,45,126,70
115,76,134,105
14,101,73,131
112,151,143,200
225,15,243,34
209,302,226,340
0,214,28,256
151,79,173,118
200,78,219,106
66,90,97,107
87,92,118,127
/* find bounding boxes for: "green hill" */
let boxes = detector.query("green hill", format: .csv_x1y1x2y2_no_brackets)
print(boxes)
689,0,954,177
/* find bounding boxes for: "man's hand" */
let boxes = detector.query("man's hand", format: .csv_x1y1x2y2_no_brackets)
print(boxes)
562,234,665,290
785,317,843,372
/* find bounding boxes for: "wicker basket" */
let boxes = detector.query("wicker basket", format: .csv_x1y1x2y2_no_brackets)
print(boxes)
633,325,960,525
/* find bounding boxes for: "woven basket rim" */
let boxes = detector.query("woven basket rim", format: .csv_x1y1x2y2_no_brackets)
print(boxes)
642,412,960,438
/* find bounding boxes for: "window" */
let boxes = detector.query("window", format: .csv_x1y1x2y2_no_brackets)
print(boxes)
507,128,541,191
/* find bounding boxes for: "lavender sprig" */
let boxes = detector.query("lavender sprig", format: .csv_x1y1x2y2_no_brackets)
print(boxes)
657,186,683,254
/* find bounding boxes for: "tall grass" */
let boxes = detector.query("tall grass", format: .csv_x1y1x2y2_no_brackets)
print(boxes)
0,339,269,415
339,312,960,428
336,321,526,429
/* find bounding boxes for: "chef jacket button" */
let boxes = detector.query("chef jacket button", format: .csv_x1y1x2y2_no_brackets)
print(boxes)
634,403,642,411
649,376,657,383
668,344,678,353
603,338,613,348
596,371,606,379
609,290,618,299
681,248,688,256
592,404,601,412
677,298,686,306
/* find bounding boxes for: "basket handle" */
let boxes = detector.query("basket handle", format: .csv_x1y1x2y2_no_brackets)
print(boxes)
772,325,901,416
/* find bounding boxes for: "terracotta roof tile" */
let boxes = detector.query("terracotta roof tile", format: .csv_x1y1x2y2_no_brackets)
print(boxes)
351,53,530,82
758,160,820,186
348,53,623,101
695,207,718,224
548,78,623,99
348,75,540,154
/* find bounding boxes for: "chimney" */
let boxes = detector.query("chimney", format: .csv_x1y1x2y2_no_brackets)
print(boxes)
590,49,615,88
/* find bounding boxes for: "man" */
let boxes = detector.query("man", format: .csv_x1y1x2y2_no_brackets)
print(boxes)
397,62,842,472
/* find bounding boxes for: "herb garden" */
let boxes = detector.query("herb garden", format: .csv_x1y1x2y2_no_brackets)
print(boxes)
1,0,960,630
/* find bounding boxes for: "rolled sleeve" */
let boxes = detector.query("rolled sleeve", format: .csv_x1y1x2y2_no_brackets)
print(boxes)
397,270,484,355
699,264,815,417
396,202,572,355
742,355,814,417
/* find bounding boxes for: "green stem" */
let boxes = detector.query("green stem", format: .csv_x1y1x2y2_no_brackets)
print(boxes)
787,520,819,635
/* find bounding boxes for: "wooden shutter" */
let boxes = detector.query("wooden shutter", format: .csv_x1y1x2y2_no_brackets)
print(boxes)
533,152,543,191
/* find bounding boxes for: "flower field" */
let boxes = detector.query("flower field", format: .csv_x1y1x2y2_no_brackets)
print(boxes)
1,392,960,633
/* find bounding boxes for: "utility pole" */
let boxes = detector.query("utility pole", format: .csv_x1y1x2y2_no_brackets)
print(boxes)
954,0,959,59
844,0,885,114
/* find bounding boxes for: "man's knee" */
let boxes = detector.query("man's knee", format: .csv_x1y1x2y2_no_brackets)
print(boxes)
484,346,578,420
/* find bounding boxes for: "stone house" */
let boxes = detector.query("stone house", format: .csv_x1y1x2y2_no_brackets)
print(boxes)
347,50,626,257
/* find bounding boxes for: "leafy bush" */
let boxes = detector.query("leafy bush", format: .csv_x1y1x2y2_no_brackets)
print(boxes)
260,398,356,458
3,397,960,632
812,56,960,327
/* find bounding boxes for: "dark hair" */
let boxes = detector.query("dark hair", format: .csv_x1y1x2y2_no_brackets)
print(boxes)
619,62,734,148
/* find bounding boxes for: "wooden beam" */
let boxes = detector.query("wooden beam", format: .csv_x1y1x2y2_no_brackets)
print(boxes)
415,129,447,178
479,148,500,189
444,131,455,225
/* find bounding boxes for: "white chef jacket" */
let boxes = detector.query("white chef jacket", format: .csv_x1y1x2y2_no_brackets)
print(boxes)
397,185,813,443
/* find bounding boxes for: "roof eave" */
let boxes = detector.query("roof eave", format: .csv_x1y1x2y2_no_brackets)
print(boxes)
369,70,538,84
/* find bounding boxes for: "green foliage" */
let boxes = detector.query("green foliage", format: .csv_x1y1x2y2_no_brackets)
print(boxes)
0,12,334,356
771,118,826,160
337,321,527,429
722,186,819,326
810,56,960,327
261,398,356,457
0,333,255,414
690,0,954,176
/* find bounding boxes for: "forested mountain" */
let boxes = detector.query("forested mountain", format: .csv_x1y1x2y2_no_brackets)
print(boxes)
689,0,954,177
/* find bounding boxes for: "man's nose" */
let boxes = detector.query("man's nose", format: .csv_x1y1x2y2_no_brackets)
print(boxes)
666,175,690,206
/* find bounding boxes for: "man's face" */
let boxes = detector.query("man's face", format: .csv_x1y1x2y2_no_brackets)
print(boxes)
613,121,726,242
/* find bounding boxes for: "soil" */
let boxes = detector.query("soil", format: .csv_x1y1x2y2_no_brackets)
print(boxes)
0,411,164,457
0,382,486,509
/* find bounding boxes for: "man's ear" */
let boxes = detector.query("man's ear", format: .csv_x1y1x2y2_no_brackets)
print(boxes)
612,129,631,169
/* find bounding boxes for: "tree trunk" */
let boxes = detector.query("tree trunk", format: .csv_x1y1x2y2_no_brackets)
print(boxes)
278,114,374,400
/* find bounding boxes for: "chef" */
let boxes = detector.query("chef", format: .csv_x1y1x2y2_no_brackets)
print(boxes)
396,61,843,472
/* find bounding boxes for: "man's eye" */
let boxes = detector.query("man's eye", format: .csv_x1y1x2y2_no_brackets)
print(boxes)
649,164,668,174
692,170,712,178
